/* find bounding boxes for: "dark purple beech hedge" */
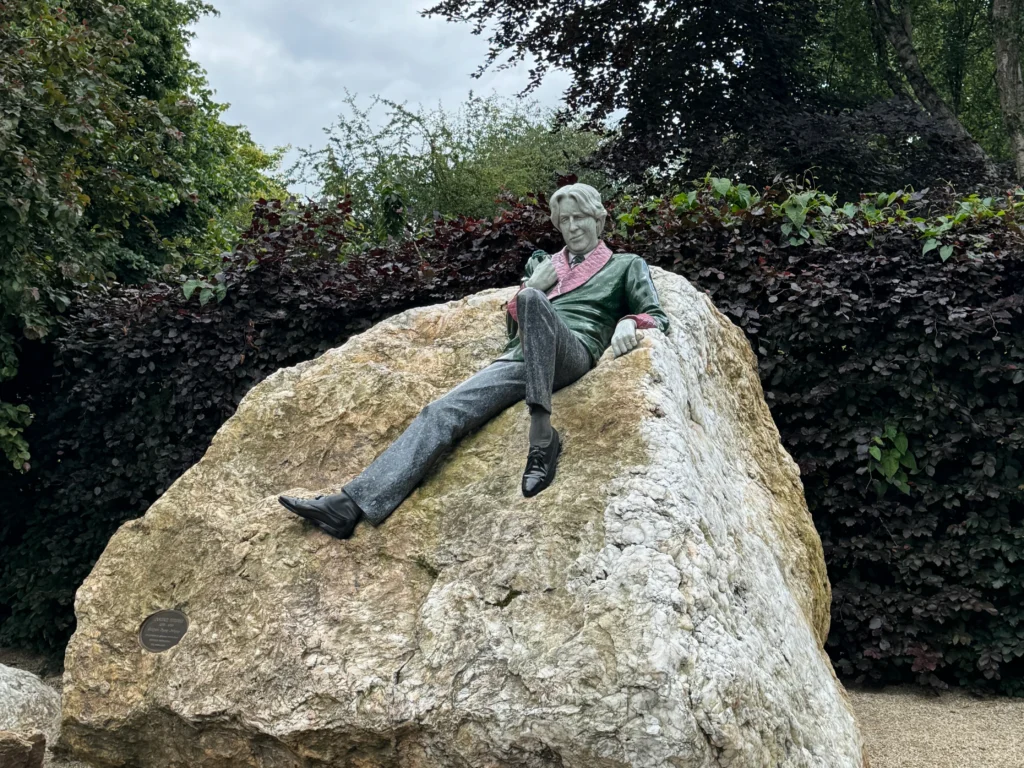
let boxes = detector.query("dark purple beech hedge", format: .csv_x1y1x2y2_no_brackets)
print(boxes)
2,180,1022,695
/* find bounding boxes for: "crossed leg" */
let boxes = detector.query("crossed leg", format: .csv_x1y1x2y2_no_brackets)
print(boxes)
343,287,592,526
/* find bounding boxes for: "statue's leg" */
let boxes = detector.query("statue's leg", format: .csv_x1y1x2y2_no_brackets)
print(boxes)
516,287,593,417
343,360,529,526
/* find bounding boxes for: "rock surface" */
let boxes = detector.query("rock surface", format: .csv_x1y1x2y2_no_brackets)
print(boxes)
0,731,46,768
0,663,60,748
62,269,867,767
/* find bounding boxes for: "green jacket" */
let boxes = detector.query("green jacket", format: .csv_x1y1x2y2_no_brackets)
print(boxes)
499,241,670,365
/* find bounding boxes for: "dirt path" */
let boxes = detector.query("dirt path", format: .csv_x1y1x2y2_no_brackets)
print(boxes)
848,685,1024,768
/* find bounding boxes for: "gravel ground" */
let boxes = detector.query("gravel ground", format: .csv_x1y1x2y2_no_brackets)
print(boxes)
847,684,1024,768
3,647,1023,767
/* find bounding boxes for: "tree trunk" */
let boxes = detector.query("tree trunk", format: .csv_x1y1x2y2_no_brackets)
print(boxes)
867,0,910,100
869,0,993,168
992,0,1024,180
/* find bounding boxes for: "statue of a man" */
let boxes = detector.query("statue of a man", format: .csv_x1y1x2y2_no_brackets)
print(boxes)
279,183,669,539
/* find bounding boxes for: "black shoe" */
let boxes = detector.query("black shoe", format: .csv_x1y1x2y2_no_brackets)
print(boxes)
279,490,363,540
522,428,561,498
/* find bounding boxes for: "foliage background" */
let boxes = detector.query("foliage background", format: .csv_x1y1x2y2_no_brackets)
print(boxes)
2,180,1021,697
0,0,283,470
426,0,1018,196
290,92,607,242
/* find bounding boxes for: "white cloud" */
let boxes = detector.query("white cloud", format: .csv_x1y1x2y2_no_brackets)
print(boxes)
188,0,573,188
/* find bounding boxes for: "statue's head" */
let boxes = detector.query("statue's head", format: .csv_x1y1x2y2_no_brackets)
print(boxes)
550,183,606,256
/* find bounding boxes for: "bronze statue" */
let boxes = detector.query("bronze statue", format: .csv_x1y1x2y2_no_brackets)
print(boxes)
279,183,669,538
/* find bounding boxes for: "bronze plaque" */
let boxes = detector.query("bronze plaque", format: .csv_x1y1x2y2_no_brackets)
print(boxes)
138,609,189,653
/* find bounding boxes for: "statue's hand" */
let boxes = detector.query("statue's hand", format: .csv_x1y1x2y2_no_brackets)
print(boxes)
610,318,642,358
525,257,558,292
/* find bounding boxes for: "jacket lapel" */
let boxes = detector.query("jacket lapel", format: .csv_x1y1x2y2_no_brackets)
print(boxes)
546,240,613,300
507,241,614,323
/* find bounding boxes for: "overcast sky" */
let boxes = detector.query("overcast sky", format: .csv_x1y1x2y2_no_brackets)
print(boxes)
188,0,572,187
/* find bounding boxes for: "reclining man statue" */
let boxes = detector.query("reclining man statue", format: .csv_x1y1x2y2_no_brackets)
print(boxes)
278,182,670,539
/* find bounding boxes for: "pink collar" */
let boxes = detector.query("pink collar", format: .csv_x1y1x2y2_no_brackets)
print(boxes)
548,240,613,300
506,241,615,323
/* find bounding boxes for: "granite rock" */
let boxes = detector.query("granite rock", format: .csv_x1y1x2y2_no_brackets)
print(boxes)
0,663,60,747
0,730,46,768
62,269,867,767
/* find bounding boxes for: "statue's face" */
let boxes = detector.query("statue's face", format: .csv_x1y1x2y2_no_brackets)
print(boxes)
555,196,600,255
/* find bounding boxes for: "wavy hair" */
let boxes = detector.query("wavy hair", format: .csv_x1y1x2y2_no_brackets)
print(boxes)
549,183,607,232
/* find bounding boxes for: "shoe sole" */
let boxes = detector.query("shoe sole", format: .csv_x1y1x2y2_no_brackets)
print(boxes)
312,520,349,539
279,497,354,540
522,432,562,498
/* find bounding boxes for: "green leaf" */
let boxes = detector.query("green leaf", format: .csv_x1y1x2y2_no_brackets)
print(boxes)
922,238,939,255
900,452,918,471
869,446,882,461
783,199,807,229
199,288,213,306
881,454,900,478
894,434,908,455
843,202,858,218
182,279,201,299
711,177,731,197
940,244,954,261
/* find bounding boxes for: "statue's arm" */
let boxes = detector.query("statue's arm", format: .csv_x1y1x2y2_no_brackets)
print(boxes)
505,250,546,339
621,257,670,333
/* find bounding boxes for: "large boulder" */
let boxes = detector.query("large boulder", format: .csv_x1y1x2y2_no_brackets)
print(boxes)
0,663,60,749
61,269,867,767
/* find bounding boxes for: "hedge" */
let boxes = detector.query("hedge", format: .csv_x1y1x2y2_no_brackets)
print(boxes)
2,181,1022,695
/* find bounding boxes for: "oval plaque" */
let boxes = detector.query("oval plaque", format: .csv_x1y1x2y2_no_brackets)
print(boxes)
138,609,189,653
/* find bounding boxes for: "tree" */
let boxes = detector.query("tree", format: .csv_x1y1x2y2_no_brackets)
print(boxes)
992,0,1024,178
425,0,1017,192
0,0,282,471
423,0,821,183
868,0,995,172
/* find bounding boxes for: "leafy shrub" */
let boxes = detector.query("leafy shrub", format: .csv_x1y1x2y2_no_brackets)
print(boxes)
290,92,606,242
2,181,1022,698
0,0,283,471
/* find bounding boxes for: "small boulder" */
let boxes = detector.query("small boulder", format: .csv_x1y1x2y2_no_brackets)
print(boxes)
0,663,60,746
0,730,46,768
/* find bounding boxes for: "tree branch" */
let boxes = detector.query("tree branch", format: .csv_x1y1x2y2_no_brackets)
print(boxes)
869,0,993,169
866,0,911,100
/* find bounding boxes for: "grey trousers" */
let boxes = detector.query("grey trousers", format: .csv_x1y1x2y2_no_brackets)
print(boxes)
344,288,593,525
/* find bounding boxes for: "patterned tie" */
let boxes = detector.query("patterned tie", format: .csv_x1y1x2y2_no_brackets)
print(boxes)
570,250,587,268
